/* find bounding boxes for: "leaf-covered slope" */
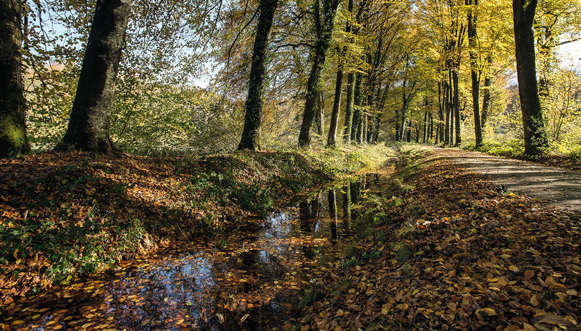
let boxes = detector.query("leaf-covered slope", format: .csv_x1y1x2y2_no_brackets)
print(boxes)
0,150,333,307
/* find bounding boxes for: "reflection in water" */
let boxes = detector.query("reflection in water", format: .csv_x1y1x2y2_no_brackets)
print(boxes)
328,189,338,240
107,255,218,330
0,174,390,330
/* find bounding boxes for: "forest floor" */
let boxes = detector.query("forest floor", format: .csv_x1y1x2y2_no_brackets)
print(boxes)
300,146,581,331
1,145,581,330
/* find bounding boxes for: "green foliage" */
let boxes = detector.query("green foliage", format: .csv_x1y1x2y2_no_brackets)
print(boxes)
189,171,273,213
111,84,243,156
0,210,146,285
466,139,525,157
341,256,358,269
394,243,414,263
344,245,359,260
301,289,325,307
302,145,395,177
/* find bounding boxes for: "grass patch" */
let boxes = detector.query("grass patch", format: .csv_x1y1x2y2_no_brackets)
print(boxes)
301,144,395,177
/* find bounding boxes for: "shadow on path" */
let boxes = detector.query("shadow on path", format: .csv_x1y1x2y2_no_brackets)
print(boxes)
429,147,581,215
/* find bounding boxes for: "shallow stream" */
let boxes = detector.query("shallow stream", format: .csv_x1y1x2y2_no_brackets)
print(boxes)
1,173,392,330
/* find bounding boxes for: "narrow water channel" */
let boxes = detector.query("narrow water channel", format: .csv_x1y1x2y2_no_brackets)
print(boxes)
1,173,391,330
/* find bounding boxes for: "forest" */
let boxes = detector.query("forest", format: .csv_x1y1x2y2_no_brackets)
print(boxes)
1,0,581,330
0,0,579,157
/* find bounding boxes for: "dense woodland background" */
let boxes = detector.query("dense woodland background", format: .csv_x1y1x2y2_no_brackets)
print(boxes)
1,0,580,158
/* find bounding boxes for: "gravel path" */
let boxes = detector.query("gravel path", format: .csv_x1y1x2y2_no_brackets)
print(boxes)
429,147,581,215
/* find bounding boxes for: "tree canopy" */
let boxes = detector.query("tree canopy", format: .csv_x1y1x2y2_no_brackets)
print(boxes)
0,0,579,156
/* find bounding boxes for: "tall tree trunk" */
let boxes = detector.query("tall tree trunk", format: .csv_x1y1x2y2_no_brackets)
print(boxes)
415,122,421,143
372,115,380,143
314,92,325,135
361,114,367,143
467,0,482,147
448,71,454,144
365,87,375,143
59,0,131,154
481,56,492,129
238,0,279,150
428,113,434,142
343,73,355,143
437,81,444,144
394,107,400,142
399,82,408,142
327,0,353,148
423,107,428,144
453,69,461,146
327,70,343,147
298,0,340,148
513,0,548,155
0,0,30,157
373,83,389,143
351,73,363,143
444,80,450,145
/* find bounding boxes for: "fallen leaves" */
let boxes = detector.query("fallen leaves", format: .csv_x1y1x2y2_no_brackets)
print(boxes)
0,151,331,309
300,152,581,330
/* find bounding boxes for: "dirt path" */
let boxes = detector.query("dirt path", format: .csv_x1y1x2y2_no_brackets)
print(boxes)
428,147,581,215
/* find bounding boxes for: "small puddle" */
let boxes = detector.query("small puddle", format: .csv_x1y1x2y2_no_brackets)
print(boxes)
1,173,393,330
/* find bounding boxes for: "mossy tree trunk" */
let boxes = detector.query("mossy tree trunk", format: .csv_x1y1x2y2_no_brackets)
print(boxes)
342,73,355,143
0,0,30,158
350,73,363,143
58,0,131,154
238,0,279,150
513,0,548,156
298,0,340,148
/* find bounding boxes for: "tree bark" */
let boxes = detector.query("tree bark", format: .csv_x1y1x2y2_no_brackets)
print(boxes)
453,69,461,146
513,0,548,155
327,0,353,148
437,81,444,144
327,70,343,147
428,113,434,143
364,86,375,143
394,107,400,142
444,79,450,145
343,73,355,143
0,0,30,157
399,83,408,142
373,82,389,143
481,56,492,129
298,0,340,148
423,105,428,144
237,0,279,150
351,73,363,143
467,0,482,147
59,0,131,154
314,92,325,135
